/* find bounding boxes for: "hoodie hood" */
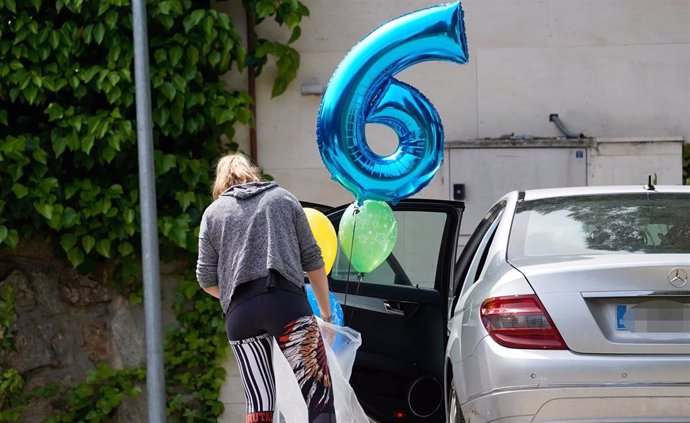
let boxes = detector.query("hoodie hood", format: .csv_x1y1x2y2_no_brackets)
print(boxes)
222,181,277,200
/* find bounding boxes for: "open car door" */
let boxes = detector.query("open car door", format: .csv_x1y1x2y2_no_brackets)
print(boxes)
300,201,334,214
326,199,464,423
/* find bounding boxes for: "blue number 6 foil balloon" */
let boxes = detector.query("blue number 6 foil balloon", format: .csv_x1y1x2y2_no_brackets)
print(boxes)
317,2,469,204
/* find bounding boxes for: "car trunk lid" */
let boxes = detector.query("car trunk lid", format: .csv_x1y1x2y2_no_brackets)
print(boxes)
510,255,690,354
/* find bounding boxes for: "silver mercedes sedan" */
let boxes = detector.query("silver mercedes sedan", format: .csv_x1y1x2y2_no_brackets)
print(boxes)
446,185,690,423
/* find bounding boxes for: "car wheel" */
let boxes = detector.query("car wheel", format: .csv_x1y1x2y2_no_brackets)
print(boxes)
448,381,465,423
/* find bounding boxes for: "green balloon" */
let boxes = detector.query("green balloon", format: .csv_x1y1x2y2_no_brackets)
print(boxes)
338,200,398,274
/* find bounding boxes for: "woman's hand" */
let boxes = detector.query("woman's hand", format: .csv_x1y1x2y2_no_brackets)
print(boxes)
203,285,221,299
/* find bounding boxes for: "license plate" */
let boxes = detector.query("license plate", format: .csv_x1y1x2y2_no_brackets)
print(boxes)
616,301,690,333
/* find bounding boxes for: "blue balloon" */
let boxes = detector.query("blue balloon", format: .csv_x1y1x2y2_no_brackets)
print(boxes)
305,284,344,326
317,2,469,204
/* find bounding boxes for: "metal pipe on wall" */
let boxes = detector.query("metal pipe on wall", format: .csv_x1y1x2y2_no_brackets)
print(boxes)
131,1,167,422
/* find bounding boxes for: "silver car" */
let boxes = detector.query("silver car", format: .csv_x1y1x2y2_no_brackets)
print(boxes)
446,185,690,423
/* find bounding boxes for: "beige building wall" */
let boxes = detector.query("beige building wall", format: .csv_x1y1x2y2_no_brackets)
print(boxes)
216,0,690,206
588,137,685,186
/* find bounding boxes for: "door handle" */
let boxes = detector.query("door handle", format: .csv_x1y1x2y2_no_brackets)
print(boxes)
383,300,406,316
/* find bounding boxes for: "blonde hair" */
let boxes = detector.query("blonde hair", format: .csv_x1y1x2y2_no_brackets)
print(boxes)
212,153,262,200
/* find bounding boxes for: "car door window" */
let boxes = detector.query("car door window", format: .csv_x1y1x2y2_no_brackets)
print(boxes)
453,203,506,297
331,210,448,290
463,211,503,289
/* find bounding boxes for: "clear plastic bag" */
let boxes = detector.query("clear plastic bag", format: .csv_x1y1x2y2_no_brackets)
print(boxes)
274,318,369,422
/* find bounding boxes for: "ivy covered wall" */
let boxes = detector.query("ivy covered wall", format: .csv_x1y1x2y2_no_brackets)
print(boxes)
0,0,308,421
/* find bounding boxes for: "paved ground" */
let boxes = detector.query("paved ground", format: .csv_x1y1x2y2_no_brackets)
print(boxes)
218,354,246,422
218,353,376,422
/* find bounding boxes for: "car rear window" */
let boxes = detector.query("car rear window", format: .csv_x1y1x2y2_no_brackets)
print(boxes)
508,194,690,259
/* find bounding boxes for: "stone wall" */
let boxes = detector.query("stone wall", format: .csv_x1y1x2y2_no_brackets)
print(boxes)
0,240,178,422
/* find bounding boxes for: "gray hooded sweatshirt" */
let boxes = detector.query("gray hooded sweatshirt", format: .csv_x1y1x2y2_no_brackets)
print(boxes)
196,181,324,315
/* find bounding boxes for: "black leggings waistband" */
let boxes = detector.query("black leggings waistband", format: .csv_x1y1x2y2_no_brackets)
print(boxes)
228,270,306,314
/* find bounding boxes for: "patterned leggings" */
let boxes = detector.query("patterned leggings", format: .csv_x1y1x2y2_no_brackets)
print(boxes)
226,272,336,423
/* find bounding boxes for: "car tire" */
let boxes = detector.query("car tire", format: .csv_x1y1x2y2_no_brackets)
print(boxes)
448,380,465,423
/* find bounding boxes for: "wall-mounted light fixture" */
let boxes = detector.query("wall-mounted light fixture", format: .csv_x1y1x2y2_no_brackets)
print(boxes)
300,78,325,96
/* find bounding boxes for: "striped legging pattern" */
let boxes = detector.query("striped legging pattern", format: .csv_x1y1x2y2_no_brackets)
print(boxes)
230,333,275,420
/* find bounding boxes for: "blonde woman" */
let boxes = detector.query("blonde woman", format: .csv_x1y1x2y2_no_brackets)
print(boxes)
196,153,336,423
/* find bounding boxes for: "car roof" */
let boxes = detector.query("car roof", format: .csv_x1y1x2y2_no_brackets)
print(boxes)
516,185,690,201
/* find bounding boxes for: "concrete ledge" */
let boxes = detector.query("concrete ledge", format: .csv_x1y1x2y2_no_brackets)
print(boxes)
446,137,595,149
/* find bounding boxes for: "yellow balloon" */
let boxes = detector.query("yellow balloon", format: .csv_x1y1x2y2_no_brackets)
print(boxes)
303,208,338,275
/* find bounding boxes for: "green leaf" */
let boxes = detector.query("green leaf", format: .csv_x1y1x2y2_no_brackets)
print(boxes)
64,182,79,199
61,207,79,227
284,13,300,30
81,135,95,154
183,10,205,33
67,247,85,267
42,76,56,92
158,1,172,14
154,49,167,64
34,203,54,220
81,235,96,253
40,177,59,193
49,30,60,49
96,239,111,258
155,152,176,175
236,107,253,124
93,23,106,45
208,51,220,67
80,66,99,83
107,72,121,86
24,85,39,104
7,164,23,182
31,72,43,88
255,0,275,18
70,115,83,132
106,86,122,104
32,148,48,164
187,46,199,66
0,110,8,126
97,0,110,16
288,26,301,44
159,15,174,30
60,233,77,252
107,184,123,196
46,103,64,121
12,183,28,199
254,40,274,58
0,226,7,244
152,107,169,128
105,10,118,29
46,203,64,228
170,227,187,248
6,0,17,13
118,242,134,257
83,24,94,44
1,136,25,154
160,82,176,101
175,191,195,211
6,230,19,248
123,208,135,224
169,46,183,67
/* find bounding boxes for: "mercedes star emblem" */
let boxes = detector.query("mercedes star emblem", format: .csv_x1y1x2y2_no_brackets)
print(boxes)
667,268,688,288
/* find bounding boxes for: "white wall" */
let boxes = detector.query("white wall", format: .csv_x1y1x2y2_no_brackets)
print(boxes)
215,0,690,206
588,137,685,186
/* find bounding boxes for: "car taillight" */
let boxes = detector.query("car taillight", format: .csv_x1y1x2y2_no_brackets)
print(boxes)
480,295,567,350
